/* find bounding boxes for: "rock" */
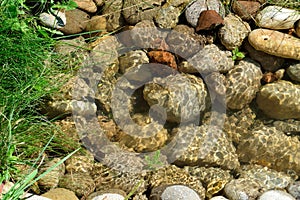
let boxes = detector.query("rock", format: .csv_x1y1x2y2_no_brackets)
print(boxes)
42,188,79,200
60,9,89,35
149,165,206,200
102,0,124,31
73,0,97,13
218,14,251,50
39,10,66,29
210,196,229,200
154,5,181,29
93,0,103,6
130,20,169,49
237,126,300,174
87,189,126,200
147,50,177,70
256,6,300,30
171,124,240,170
224,178,263,200
226,59,262,110
256,80,300,119
186,166,232,198
187,44,234,74
287,62,300,82
118,50,149,74
38,158,65,190
65,152,94,174
150,185,203,200
287,181,300,199
59,173,95,197
185,0,225,27
123,0,164,24
239,164,293,190
204,72,226,103
243,40,285,72
196,10,224,31
232,1,260,21
85,16,107,36
248,29,300,60
143,73,207,123
295,19,300,37
258,190,296,200
166,24,205,58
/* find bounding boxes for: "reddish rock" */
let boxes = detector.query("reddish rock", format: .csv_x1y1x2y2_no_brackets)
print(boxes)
147,51,177,70
196,10,224,31
232,1,260,21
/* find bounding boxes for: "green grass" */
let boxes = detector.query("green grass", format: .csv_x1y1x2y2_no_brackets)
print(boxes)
0,0,80,195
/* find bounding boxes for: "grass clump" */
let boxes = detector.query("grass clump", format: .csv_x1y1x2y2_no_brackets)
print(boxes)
0,0,80,194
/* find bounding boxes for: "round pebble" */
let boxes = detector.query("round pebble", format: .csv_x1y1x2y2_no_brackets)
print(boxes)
161,185,202,200
210,196,229,200
258,190,296,200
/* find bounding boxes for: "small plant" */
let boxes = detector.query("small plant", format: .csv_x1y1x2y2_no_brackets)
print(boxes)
232,47,245,61
145,150,164,170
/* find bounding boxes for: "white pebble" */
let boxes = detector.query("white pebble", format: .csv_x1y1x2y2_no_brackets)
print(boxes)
161,185,202,200
258,190,296,200
210,196,229,200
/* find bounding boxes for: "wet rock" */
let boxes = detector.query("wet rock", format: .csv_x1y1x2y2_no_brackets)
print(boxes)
123,0,164,25
256,80,300,119
219,14,251,50
74,0,97,13
93,0,104,6
171,124,240,170
232,1,260,21
204,72,226,103
226,59,262,110
248,28,300,60
239,164,293,190
186,166,232,198
85,16,107,36
39,11,66,29
166,24,205,58
59,173,95,197
87,189,126,200
243,40,285,72
154,5,181,29
42,188,79,200
143,73,207,123
117,113,169,152
150,185,203,200
287,181,300,199
60,9,89,35
38,158,65,190
258,190,296,200
287,62,300,82
185,0,225,27
149,165,206,200
237,126,300,174
295,19,300,37
118,50,149,74
147,50,177,70
187,44,234,74
256,6,300,30
130,20,169,49
102,0,124,31
196,10,224,31
224,178,263,200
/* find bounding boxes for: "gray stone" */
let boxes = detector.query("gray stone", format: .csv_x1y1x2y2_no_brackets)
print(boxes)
287,181,300,199
258,190,296,200
154,5,181,29
161,185,202,200
287,62,300,82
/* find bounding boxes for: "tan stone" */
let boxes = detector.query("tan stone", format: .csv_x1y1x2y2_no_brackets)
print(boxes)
42,188,79,200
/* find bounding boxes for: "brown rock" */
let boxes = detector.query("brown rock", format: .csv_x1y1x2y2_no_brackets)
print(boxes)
243,40,285,72
147,50,177,70
73,0,97,13
294,19,300,38
59,9,89,35
42,188,79,200
232,1,260,21
196,10,224,31
85,15,107,36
